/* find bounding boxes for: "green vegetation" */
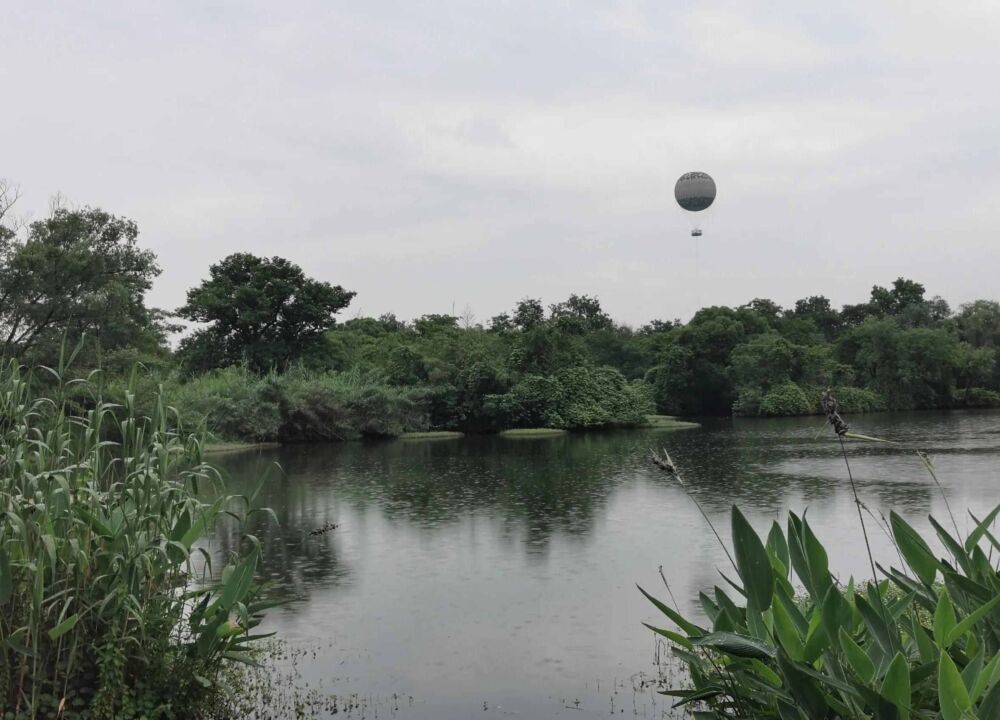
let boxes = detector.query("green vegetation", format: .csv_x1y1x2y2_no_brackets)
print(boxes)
400,431,465,440
642,502,1000,718
641,414,700,429
0,360,277,719
498,428,568,438
642,411,1000,719
3,187,1000,444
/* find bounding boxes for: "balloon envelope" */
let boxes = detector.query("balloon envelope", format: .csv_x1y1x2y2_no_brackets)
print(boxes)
674,171,716,212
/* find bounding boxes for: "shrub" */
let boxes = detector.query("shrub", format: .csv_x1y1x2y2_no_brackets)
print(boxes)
957,387,1000,408
830,385,888,413
156,366,429,442
0,362,276,719
732,388,763,416
758,381,813,416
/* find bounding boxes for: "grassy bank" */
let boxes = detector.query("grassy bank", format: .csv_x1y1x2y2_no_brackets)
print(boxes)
499,428,568,438
640,414,700,429
400,431,465,440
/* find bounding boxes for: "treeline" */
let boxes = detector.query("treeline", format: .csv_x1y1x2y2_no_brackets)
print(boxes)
2,184,999,442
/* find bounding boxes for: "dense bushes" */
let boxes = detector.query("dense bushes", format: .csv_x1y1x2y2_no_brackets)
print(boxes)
957,387,1000,408
486,366,653,430
758,382,813,417
163,367,428,442
0,363,275,719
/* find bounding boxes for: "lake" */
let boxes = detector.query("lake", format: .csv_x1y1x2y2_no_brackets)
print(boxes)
212,410,1000,719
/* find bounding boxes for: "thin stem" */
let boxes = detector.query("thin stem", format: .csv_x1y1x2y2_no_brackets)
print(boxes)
651,448,738,575
837,435,880,590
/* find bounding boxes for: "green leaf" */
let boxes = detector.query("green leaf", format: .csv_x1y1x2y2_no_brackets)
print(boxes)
772,595,805,662
669,686,723,708
839,626,875,682
801,518,832,600
637,585,704,637
731,506,774,611
0,545,12,605
690,631,775,659
971,652,1000,703
767,521,789,574
47,613,79,641
979,677,1000,719
890,511,937,585
965,504,1000,552
938,652,971,720
643,623,693,650
776,649,829,719
880,652,910,720
929,516,971,575
180,498,223,549
934,590,957,647
944,592,1000,646
855,592,896,654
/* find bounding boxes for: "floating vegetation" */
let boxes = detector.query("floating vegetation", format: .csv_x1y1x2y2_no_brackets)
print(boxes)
498,428,568,438
399,431,465,441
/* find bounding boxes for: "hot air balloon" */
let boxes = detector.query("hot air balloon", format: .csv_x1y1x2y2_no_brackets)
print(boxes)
675,171,716,237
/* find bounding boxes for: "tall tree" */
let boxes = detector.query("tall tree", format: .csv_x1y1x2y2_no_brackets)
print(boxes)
0,205,162,361
177,253,355,372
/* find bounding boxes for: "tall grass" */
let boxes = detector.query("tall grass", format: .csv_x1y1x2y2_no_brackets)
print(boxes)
0,358,277,719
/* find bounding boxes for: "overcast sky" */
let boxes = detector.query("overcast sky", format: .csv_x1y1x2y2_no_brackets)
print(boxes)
3,1,999,325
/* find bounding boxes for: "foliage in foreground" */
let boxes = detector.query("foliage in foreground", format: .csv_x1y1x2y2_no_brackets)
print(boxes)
641,503,1000,719
0,362,277,719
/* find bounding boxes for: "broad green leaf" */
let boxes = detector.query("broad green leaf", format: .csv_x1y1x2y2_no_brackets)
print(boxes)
691,631,775,659
934,590,957,647
669,686,723,708
929,516,971,575
637,585,704,636
890,511,937,585
880,652,910,720
772,595,804,661
731,506,774,611
855,592,896,654
767,521,789,575
944,592,1000,646
839,626,875,682
776,649,829,719
643,623,693,650
938,652,971,720
979,677,1000,719
802,518,832,600
972,653,1000,703
966,504,1000,552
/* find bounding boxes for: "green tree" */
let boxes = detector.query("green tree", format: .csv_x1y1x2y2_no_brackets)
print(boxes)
177,253,355,372
0,205,163,362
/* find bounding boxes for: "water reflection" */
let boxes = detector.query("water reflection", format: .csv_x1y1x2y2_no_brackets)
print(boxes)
209,410,1000,720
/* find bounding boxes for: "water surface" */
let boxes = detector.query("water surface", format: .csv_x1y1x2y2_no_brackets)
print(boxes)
213,410,1000,718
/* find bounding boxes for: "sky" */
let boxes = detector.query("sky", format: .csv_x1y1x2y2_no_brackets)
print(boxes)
2,1,999,326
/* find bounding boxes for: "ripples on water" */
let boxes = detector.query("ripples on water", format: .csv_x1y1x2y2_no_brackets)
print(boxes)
209,409,1000,719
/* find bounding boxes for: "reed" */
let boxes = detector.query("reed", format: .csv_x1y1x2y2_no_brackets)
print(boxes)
0,355,278,719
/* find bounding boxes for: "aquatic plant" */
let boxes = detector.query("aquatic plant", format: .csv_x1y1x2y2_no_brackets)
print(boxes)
641,395,1000,718
0,356,278,719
